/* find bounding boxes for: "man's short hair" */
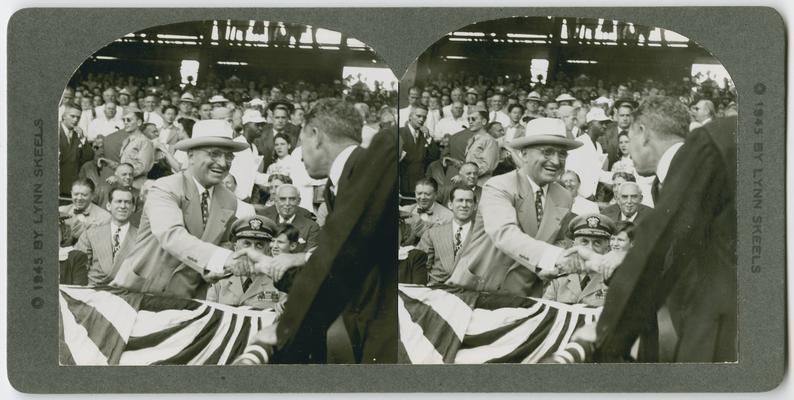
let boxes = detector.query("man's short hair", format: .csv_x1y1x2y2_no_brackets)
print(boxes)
116,162,134,173
617,181,642,196
71,178,95,192
107,186,136,205
634,96,690,139
268,173,292,184
612,171,636,183
275,223,301,243
485,121,503,133
461,161,479,171
304,98,363,144
507,103,525,114
449,185,478,203
411,103,429,112
141,122,157,132
163,104,178,114
63,103,82,113
414,178,438,193
276,184,300,198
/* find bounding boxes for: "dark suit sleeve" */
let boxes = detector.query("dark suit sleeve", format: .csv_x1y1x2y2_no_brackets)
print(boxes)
594,122,736,362
274,131,398,363
305,221,321,251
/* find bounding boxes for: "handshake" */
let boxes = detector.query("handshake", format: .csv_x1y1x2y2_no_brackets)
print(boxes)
546,246,627,280
218,248,305,282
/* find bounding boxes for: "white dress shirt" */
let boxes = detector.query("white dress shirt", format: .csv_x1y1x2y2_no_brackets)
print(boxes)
109,221,131,249
442,104,468,119
434,115,468,139
86,117,122,142
566,134,609,199
488,110,511,127
655,142,685,186
328,145,358,196
229,135,267,200
451,220,472,246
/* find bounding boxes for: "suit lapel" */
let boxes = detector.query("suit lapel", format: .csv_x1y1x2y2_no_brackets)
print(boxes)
565,274,584,300
580,274,605,298
202,188,234,242
240,275,271,302
537,184,567,242
436,224,455,269
514,172,540,235
181,173,205,238
95,226,115,276
112,226,138,273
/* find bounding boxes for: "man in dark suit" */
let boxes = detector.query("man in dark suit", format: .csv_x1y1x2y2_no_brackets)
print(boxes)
442,127,475,186
399,104,433,197
258,184,320,252
254,102,302,171
574,98,736,363
417,185,477,286
75,186,139,286
438,162,482,206
234,98,397,364
599,99,636,170
59,104,95,196
97,126,132,183
600,182,652,226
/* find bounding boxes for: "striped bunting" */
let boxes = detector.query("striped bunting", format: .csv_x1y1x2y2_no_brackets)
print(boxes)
59,285,276,365
398,284,602,364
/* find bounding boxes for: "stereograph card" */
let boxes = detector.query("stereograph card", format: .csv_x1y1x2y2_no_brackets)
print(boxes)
4,6,786,394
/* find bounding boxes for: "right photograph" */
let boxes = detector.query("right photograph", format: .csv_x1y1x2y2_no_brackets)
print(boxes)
397,16,737,364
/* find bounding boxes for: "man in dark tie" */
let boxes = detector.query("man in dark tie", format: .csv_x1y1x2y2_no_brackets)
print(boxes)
572,97,736,362
601,182,652,226
59,104,95,196
233,98,397,364
111,119,252,299
75,186,139,286
599,98,636,170
417,185,477,285
438,162,482,206
446,118,584,297
258,184,320,253
398,104,432,196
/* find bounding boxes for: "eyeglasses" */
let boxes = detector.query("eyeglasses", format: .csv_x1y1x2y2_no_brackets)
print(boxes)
535,147,568,161
200,149,236,162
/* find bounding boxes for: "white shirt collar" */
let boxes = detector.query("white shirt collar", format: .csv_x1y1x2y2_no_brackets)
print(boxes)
525,176,547,196
620,212,637,222
279,214,296,224
452,219,472,233
328,145,357,195
110,221,131,240
192,176,214,197
655,142,684,185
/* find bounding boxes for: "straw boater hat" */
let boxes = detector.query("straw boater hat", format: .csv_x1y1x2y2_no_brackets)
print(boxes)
585,107,611,123
179,93,196,103
508,118,582,150
526,91,543,103
241,109,266,125
173,119,248,152
118,88,132,98
555,93,577,103
209,95,230,104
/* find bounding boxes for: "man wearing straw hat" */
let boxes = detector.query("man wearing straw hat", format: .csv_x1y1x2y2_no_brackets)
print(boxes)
111,119,253,299
447,117,585,298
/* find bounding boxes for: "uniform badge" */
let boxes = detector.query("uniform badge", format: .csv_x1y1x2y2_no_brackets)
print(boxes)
587,216,600,228
249,218,263,230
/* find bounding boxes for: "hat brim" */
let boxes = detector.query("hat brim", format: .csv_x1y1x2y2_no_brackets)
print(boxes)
180,99,196,103
614,99,638,109
173,137,250,152
235,231,273,241
243,118,267,125
508,135,583,150
267,101,295,113
572,228,612,238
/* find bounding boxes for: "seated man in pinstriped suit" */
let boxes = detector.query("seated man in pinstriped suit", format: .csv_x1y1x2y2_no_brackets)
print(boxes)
75,186,138,286
417,185,477,286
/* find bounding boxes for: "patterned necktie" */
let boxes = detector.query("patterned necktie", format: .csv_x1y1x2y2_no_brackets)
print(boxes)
535,188,544,225
454,225,463,256
580,274,591,291
201,190,210,226
112,226,121,260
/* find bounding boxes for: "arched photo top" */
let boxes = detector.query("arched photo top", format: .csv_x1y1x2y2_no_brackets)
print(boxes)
400,15,735,124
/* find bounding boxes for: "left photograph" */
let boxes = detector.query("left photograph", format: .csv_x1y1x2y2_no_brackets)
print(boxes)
57,19,399,365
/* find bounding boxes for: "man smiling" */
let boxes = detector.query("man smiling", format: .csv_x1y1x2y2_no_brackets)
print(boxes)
447,118,584,297
111,119,252,299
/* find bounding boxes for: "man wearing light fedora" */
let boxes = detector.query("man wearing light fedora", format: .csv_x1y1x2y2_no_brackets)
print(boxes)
446,118,585,298
111,119,253,300
177,92,198,122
